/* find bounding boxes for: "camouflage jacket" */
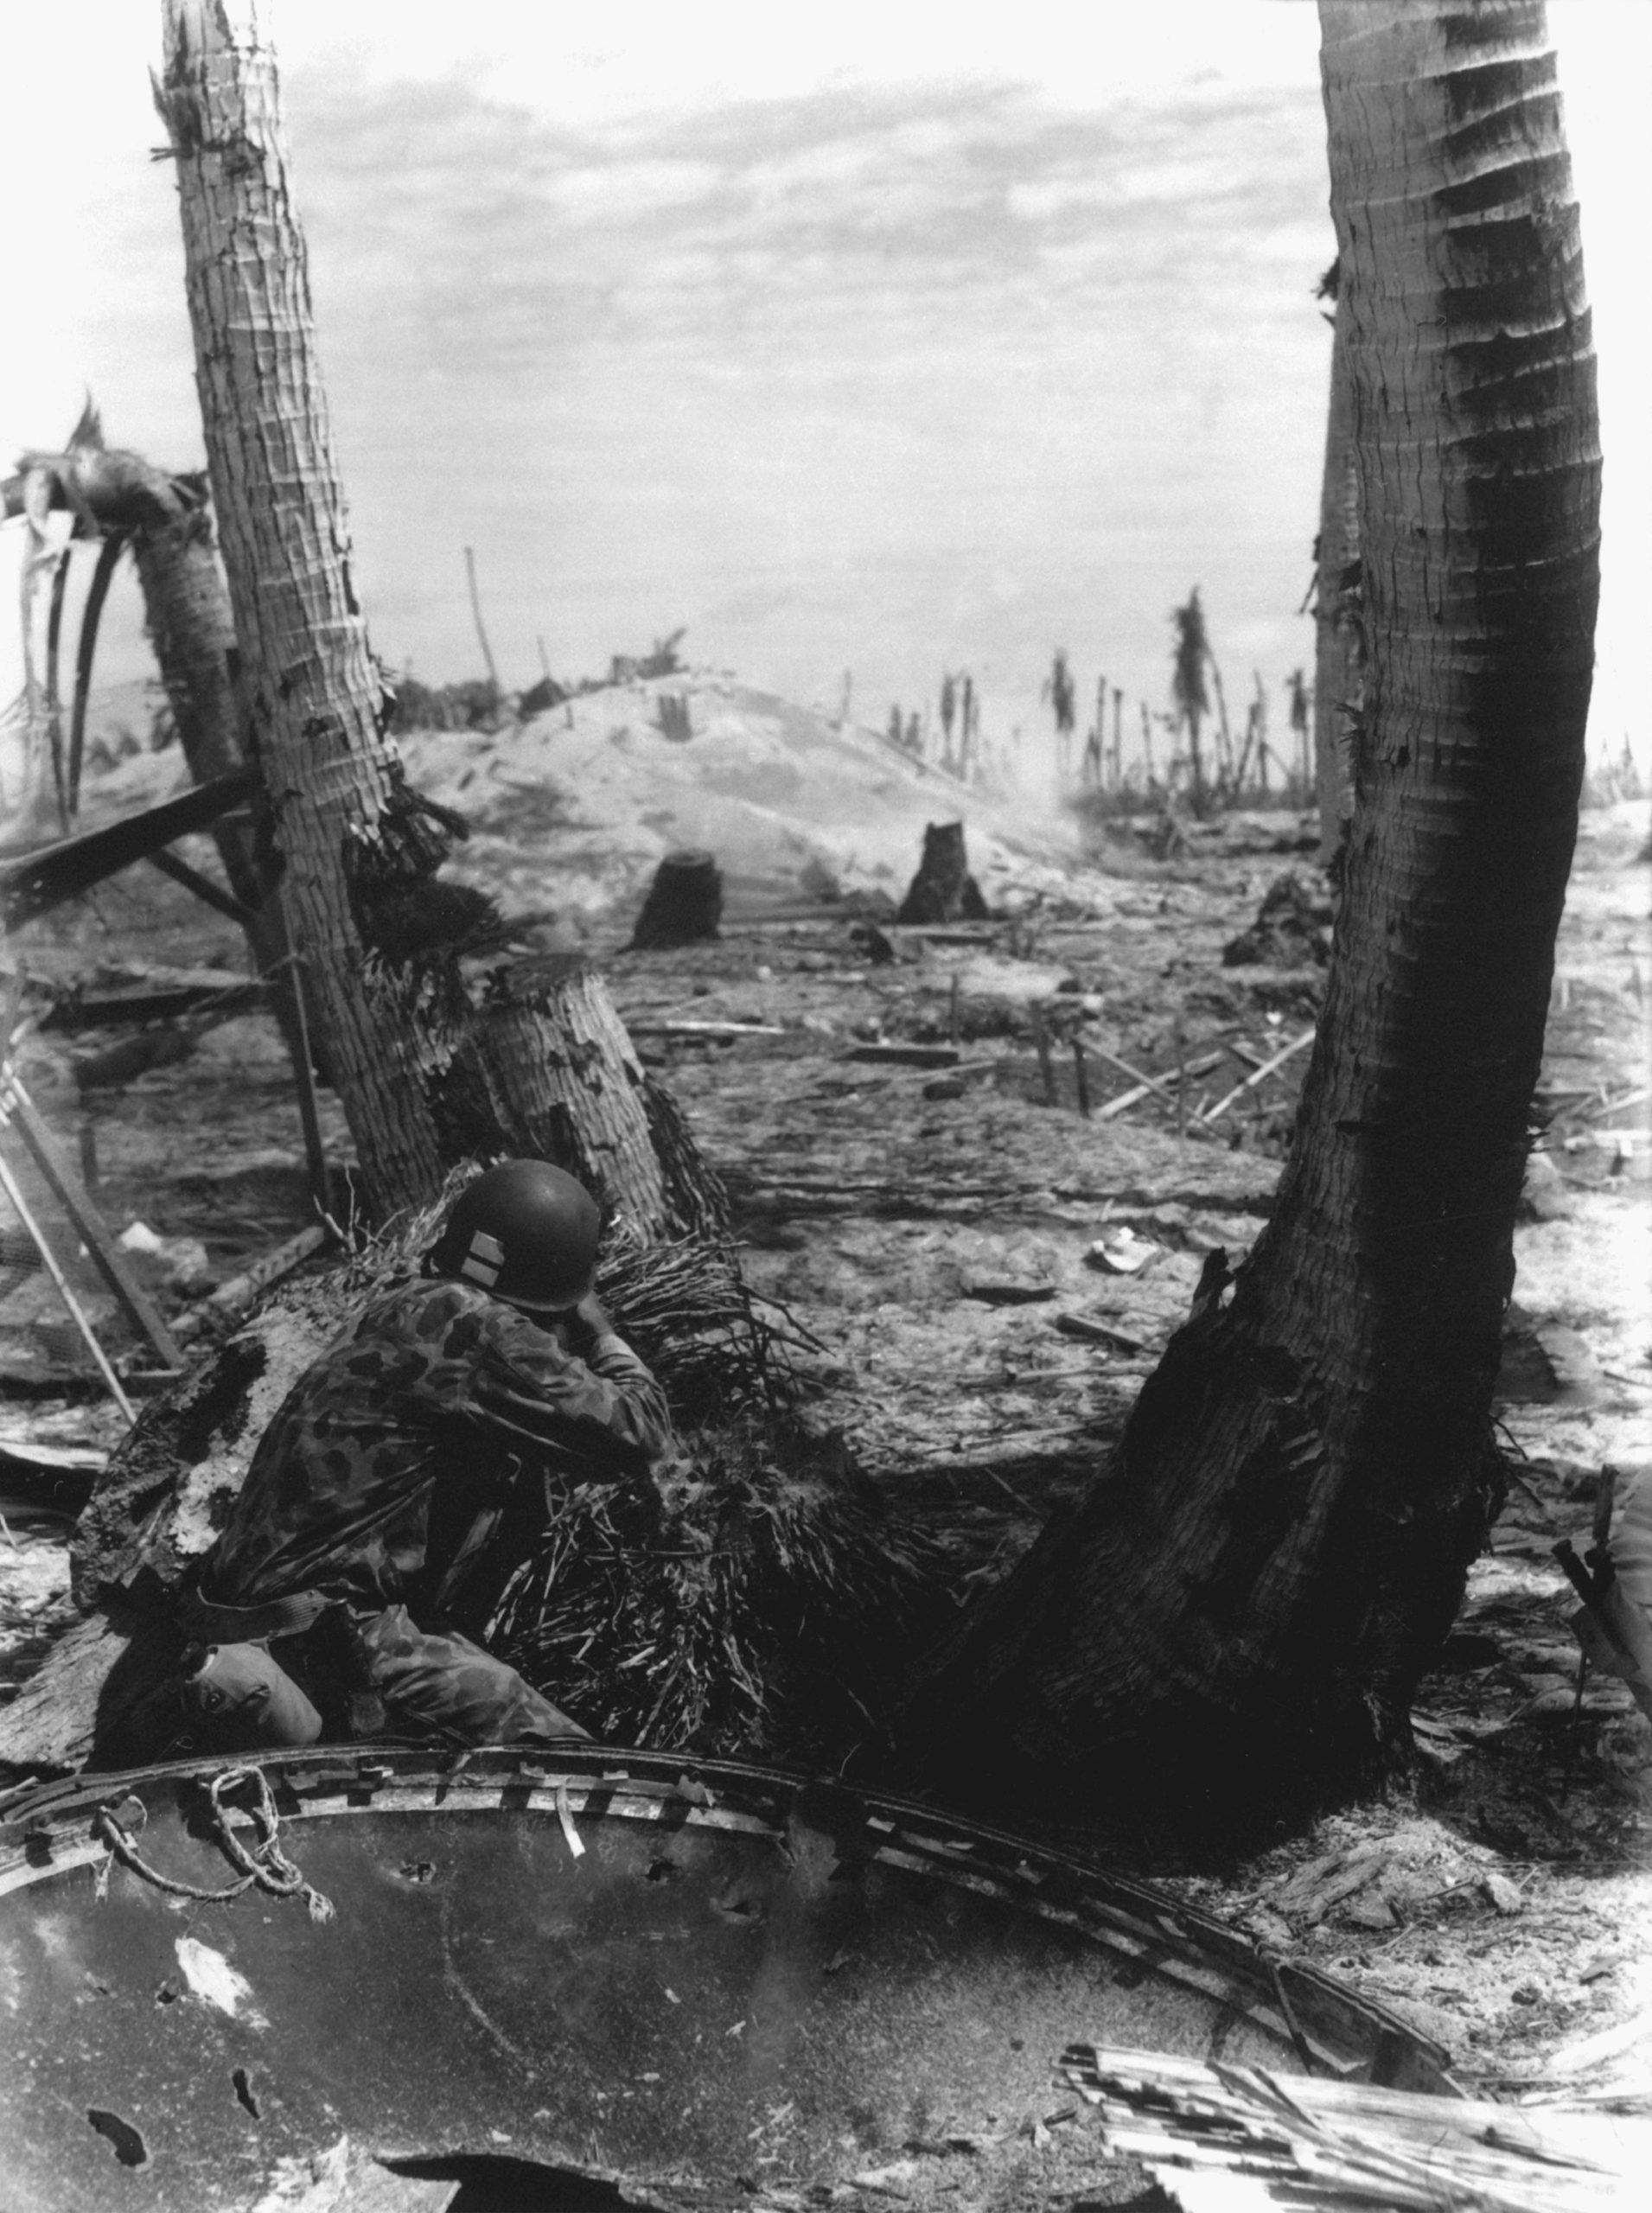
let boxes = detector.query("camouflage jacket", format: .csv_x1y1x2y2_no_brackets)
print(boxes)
199,1276,673,1617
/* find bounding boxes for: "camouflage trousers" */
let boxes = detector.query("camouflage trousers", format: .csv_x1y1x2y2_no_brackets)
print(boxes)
183,1606,587,1754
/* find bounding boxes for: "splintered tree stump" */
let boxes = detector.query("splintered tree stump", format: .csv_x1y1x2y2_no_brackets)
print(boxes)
630,849,723,949
896,821,991,925
480,955,728,1241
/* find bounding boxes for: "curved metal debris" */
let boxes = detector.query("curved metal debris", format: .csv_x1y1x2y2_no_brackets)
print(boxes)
0,1745,1453,2210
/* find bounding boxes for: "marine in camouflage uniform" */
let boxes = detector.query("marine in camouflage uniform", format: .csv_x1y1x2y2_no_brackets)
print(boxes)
187,1163,673,1749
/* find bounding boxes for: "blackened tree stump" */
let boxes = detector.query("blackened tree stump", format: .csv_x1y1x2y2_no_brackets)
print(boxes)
630,850,723,949
896,821,991,925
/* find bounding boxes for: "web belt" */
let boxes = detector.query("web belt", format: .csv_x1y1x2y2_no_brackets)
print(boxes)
182,1588,335,1643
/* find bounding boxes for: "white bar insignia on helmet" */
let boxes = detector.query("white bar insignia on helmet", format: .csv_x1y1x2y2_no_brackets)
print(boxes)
460,1229,506,1287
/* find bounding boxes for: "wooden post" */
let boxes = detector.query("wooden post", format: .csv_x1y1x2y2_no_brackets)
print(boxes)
1030,1002,1056,1106
1174,1011,1188,1141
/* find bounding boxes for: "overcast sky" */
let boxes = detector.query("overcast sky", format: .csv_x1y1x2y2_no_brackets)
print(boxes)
2,1,1644,765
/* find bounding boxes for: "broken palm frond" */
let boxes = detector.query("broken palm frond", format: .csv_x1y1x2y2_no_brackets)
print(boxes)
1059,2045,1649,2213
488,1425,962,1765
592,1228,788,1425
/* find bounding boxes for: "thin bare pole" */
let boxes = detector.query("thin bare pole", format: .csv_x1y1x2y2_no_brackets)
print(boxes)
463,545,501,698
0,1142,135,1420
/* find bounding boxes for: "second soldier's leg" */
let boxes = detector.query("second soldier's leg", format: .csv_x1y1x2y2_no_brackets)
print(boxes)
350,1605,590,1744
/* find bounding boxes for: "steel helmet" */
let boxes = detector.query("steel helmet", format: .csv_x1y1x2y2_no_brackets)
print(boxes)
428,1160,602,1312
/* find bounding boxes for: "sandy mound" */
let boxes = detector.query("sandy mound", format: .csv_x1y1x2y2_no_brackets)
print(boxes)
397,677,1082,921
61,673,1095,929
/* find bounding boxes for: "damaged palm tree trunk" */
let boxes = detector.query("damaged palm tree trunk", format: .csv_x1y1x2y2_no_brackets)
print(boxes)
157,0,458,1217
480,959,727,1242
1314,265,1362,862
909,0,1599,1801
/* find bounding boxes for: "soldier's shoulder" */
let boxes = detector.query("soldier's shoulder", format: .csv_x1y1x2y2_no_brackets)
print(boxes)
350,1274,485,1341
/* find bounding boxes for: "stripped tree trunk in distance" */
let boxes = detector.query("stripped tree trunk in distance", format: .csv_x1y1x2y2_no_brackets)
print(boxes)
1315,271,1362,861
158,0,457,1218
906,0,1599,1806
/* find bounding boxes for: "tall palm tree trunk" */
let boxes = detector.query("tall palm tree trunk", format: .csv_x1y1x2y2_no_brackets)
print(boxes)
1314,275,1362,860
157,0,452,1216
907,0,1599,1796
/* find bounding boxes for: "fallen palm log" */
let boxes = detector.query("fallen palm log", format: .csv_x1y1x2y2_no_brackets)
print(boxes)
170,1222,333,1345
1059,2044,1647,2212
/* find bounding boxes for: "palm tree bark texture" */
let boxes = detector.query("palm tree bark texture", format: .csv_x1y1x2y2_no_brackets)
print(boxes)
157,0,464,1217
909,0,1599,1799
1313,262,1362,862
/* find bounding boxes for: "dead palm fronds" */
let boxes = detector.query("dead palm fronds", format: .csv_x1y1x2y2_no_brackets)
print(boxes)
488,1422,960,1765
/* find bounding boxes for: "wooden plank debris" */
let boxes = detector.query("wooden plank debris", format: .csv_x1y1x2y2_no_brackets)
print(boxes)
38,971,266,1031
0,1073,182,1368
1051,1313,1149,1355
0,1145,133,1420
1097,1049,1226,1121
0,770,252,928
845,1043,960,1068
628,1018,787,1040
1058,2044,1651,2212
144,845,258,929
1202,1025,1317,1123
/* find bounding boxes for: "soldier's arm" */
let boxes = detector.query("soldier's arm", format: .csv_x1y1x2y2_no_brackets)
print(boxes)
469,1302,674,1472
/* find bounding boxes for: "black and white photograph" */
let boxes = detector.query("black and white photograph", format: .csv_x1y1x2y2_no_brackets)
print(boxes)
1,3,1648,2206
